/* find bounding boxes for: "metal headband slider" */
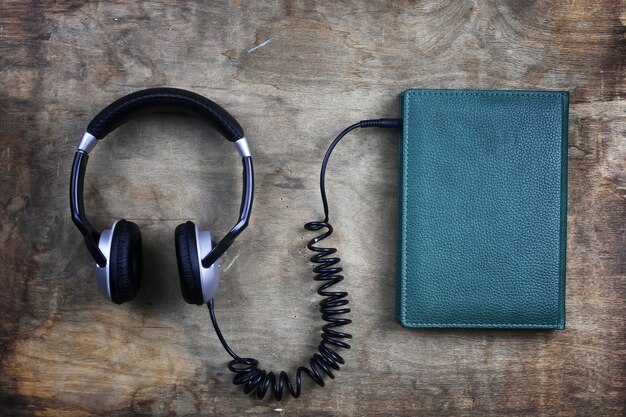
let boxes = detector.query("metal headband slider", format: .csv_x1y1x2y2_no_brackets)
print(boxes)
77,132,97,154
234,137,251,158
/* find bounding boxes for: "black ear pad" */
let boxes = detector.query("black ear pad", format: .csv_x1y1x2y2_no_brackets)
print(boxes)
109,219,143,304
175,221,204,305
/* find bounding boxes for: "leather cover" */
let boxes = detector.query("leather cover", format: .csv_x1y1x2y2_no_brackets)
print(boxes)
396,89,568,329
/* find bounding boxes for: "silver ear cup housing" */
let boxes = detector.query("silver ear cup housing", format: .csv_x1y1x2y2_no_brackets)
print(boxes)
195,227,221,303
95,220,118,301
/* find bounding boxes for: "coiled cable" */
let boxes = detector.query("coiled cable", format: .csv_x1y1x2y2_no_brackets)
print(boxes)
208,118,402,400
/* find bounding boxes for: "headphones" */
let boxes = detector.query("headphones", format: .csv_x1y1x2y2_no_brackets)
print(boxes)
70,88,401,400
70,88,253,305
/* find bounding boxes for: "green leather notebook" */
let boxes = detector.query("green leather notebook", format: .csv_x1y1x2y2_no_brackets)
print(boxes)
396,89,568,329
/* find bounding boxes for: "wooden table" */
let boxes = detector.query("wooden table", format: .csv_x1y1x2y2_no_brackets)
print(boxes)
1,1,624,416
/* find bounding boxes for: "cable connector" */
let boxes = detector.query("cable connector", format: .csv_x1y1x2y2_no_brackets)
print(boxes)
359,118,403,129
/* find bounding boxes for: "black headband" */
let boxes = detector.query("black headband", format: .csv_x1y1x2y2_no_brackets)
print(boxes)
70,87,253,268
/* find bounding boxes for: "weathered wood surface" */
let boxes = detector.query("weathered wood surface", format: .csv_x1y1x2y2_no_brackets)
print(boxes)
0,1,624,416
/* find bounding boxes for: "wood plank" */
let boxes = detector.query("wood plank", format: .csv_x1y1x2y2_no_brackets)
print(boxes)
0,1,624,415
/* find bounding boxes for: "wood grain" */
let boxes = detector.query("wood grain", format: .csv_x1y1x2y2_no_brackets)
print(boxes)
0,1,624,416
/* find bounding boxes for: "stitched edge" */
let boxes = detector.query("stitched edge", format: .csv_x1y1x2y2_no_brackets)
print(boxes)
400,91,409,325
403,90,566,98
398,322,562,328
399,89,567,328
557,92,569,328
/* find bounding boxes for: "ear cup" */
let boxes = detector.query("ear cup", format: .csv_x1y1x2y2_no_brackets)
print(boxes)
109,219,143,304
175,221,204,305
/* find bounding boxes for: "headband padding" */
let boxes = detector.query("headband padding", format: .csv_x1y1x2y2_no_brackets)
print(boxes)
175,221,204,305
86,88,245,142
109,219,143,304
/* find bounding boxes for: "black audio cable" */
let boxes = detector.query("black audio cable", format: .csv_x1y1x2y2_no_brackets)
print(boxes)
208,118,402,400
